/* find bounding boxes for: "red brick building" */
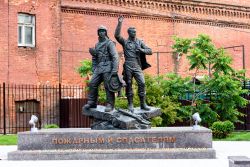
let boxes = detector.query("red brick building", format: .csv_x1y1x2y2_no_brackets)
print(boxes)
1,0,250,85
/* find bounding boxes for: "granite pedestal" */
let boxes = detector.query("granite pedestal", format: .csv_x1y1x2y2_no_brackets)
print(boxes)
8,127,216,160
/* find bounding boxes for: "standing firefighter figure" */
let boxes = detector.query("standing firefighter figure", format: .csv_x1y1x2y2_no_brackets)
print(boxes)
115,16,152,112
84,25,119,112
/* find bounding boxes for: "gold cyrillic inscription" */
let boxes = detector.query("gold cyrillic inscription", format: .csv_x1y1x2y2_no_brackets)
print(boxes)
52,136,176,144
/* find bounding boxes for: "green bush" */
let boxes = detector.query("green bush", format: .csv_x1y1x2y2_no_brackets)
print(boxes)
43,124,59,129
145,74,186,126
224,121,235,133
115,97,129,109
76,60,92,77
211,121,235,139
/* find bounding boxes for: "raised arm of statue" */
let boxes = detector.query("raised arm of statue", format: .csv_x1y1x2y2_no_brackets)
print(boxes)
115,16,125,46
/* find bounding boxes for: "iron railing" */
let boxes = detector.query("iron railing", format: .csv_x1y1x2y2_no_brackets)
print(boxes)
0,82,249,134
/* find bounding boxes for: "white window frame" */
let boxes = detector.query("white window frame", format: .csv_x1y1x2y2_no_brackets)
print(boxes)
18,13,36,47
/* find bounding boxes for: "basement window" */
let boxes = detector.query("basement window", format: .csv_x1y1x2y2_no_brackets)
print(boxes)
15,99,39,113
18,13,36,47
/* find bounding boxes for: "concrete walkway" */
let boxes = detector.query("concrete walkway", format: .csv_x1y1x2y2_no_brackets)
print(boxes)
0,141,250,167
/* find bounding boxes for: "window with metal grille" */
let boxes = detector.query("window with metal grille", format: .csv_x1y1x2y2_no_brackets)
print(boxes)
18,13,35,47
15,100,39,113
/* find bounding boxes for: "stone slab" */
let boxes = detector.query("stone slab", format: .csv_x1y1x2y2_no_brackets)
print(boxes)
8,148,216,160
133,107,162,119
83,105,115,120
83,105,161,120
83,106,150,129
82,105,160,130
229,156,250,167
16,127,212,151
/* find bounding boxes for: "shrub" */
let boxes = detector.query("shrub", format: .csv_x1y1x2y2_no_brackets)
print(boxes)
145,74,185,126
211,121,235,139
43,124,59,129
76,60,92,77
151,116,163,127
224,121,235,134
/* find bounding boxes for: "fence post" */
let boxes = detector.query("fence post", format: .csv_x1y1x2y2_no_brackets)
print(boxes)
59,83,62,128
58,49,62,84
3,82,6,135
242,45,247,130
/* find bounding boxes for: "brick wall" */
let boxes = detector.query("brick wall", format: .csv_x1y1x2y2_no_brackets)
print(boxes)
60,0,250,84
61,12,175,84
0,0,250,85
199,0,250,6
0,1,8,82
0,0,61,85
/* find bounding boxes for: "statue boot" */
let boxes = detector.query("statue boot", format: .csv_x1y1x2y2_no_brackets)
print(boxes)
127,96,134,113
140,96,150,111
84,101,97,110
105,94,115,112
105,103,114,112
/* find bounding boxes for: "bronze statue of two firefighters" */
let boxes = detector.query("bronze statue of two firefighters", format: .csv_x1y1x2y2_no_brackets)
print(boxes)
84,16,153,113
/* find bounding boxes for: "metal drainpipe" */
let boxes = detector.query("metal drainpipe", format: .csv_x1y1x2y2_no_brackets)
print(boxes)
7,0,10,84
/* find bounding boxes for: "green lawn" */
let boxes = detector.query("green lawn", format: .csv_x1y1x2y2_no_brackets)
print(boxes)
213,132,250,141
0,135,17,145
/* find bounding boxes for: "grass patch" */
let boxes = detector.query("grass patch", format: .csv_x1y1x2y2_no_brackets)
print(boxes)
0,135,17,145
213,132,250,141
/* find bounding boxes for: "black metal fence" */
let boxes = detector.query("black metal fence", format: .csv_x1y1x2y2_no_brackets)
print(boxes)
0,82,250,134
59,85,93,128
0,83,92,134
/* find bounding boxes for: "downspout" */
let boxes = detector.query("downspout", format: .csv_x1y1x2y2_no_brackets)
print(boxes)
7,0,10,84
58,0,62,84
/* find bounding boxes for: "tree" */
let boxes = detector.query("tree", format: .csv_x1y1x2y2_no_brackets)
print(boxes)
76,59,92,79
172,34,248,126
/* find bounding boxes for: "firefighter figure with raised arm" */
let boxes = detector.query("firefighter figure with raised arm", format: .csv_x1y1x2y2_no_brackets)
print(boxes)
115,16,153,112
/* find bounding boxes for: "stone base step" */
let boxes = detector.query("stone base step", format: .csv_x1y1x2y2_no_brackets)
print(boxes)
16,127,213,150
8,148,216,160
